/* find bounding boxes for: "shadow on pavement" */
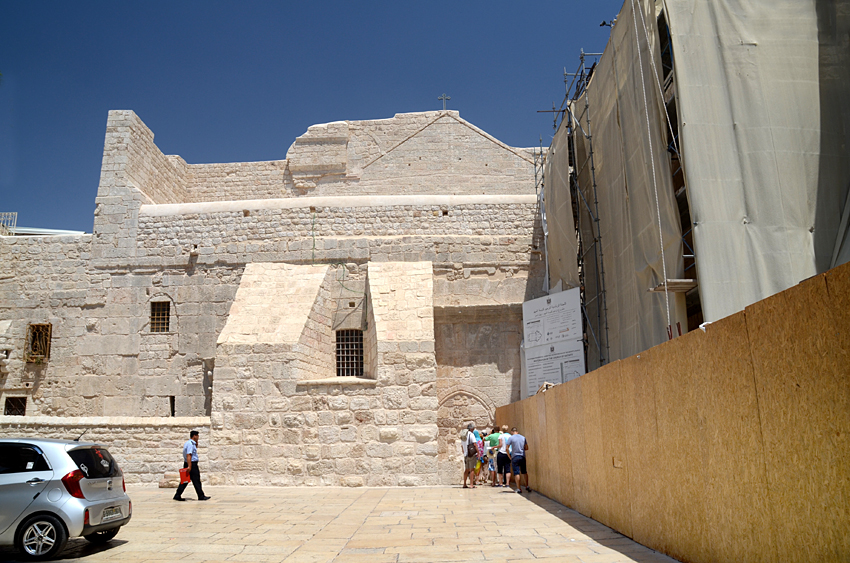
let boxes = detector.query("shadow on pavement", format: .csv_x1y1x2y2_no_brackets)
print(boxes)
519,489,680,563
0,538,128,562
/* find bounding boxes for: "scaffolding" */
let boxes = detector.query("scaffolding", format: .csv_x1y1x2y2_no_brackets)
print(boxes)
542,1,706,368
543,51,610,369
566,52,610,370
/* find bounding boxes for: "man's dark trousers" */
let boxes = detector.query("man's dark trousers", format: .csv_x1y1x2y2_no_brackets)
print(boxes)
175,462,205,499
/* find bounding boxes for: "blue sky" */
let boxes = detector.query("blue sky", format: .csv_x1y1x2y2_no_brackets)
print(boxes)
1,1,623,232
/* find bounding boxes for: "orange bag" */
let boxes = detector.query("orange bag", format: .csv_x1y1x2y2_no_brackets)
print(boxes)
179,467,190,484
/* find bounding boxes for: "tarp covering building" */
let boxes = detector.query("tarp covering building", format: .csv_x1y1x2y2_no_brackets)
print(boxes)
543,0,850,368
667,0,850,321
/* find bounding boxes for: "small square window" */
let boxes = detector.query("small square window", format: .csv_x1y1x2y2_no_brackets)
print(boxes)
25,324,51,363
150,302,170,333
4,397,26,416
335,329,363,377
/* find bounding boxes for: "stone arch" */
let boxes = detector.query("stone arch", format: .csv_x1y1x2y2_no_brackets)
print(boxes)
437,385,496,430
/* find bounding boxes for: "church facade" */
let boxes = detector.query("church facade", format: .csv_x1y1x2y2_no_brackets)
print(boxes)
0,110,544,485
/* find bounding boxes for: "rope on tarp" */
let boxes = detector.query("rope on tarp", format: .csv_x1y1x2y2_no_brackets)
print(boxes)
634,0,681,159
631,0,672,333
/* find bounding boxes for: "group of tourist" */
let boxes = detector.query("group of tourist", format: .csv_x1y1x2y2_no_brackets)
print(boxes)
459,422,531,494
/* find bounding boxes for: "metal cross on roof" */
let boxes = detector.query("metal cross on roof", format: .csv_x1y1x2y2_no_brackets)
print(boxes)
438,93,451,110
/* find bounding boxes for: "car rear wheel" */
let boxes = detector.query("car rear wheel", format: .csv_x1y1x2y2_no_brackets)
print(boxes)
16,514,68,560
83,527,120,544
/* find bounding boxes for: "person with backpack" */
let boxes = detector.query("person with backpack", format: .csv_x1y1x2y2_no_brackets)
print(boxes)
460,422,479,488
473,426,486,483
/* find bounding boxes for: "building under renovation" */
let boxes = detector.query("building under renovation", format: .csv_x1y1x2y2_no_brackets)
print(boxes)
2,0,848,491
542,0,850,370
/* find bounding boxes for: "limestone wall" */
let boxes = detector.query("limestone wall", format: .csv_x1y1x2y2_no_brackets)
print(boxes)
93,111,185,260
286,111,534,196
1,108,542,487
297,268,337,380
0,231,239,417
496,261,850,563
434,305,524,483
0,416,210,485
209,261,438,486
184,160,292,202
94,110,535,218
135,200,537,260
0,235,96,413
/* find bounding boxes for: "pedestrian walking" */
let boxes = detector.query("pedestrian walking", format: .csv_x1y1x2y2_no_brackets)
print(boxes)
173,430,211,501
506,427,530,494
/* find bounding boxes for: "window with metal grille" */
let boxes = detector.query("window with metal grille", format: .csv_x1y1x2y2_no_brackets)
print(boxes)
335,329,363,377
150,301,170,332
25,324,51,363
4,397,26,416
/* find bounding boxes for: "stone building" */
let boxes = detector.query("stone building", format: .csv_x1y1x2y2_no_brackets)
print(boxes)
0,109,544,485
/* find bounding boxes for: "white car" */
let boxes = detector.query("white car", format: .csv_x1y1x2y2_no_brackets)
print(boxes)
0,438,132,560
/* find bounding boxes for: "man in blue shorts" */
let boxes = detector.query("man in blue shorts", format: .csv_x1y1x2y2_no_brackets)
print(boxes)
506,427,530,494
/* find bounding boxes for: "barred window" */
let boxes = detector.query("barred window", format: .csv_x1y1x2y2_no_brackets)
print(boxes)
150,301,170,333
25,324,51,363
4,397,26,416
335,329,363,377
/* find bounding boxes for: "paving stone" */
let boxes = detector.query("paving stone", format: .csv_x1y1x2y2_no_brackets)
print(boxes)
0,485,681,563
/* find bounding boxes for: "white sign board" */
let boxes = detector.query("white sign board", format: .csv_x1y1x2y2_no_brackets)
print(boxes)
521,287,585,398
524,339,586,394
522,287,582,346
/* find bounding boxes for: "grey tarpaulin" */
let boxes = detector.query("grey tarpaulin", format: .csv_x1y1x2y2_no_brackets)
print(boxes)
544,120,580,291
568,0,687,371
666,0,850,321
544,0,850,370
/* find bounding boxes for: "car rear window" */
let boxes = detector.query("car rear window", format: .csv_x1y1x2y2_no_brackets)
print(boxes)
67,447,119,478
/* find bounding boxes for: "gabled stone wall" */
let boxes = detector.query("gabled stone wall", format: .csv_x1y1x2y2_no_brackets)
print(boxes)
1,109,544,486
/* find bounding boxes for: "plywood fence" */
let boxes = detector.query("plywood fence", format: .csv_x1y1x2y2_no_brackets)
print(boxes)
496,262,850,563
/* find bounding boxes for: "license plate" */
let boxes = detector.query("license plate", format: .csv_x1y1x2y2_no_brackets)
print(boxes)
101,506,122,523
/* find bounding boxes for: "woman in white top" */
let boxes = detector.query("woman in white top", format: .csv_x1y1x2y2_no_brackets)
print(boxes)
496,425,512,487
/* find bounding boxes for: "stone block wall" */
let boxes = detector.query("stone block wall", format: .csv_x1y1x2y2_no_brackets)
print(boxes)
287,111,535,197
0,230,240,417
93,111,184,260
0,235,96,414
1,108,543,486
298,268,337,380
208,261,438,486
0,416,210,485
184,160,292,202
355,114,534,195
135,199,537,259
434,305,524,484
93,110,535,222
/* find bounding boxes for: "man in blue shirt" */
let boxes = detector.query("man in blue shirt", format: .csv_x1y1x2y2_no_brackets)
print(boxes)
506,427,531,494
173,430,211,501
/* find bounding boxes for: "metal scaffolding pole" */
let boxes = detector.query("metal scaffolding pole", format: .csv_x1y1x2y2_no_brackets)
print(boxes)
562,51,610,369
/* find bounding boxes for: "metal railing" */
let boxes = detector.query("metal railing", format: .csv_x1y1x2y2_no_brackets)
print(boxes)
0,212,17,236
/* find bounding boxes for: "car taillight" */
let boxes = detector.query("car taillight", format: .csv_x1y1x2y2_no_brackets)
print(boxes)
84,509,90,526
122,478,126,492
61,469,86,499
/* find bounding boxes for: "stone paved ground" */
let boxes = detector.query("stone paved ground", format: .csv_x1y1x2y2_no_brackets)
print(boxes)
0,486,679,563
